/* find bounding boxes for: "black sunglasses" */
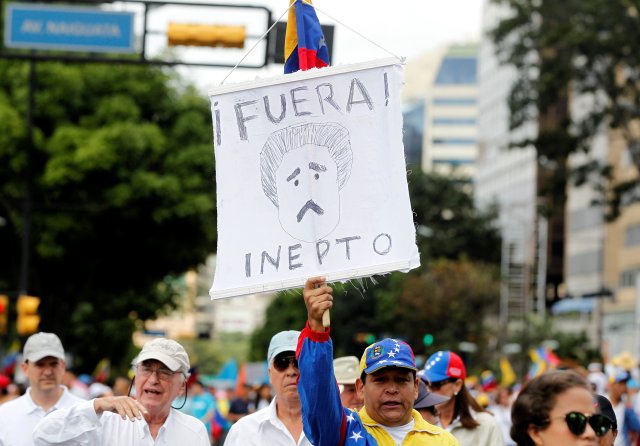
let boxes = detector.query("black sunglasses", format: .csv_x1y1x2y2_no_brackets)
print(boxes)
273,355,298,372
552,412,611,437
427,378,457,390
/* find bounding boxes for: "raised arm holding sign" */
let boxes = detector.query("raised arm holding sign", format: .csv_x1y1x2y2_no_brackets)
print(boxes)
297,277,459,446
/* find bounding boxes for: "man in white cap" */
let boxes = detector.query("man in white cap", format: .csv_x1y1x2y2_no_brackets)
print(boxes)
224,330,312,446
0,332,83,446
33,338,209,445
334,356,364,411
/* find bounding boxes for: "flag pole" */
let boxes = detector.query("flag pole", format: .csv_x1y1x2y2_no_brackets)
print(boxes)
322,308,330,328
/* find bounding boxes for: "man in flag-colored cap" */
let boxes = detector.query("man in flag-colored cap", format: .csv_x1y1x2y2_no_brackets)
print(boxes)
298,276,459,445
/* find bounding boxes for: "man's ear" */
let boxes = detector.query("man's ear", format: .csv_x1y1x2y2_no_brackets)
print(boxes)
178,379,187,396
414,377,420,400
355,377,365,400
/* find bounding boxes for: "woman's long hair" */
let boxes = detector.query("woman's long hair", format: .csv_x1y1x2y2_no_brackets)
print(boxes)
453,383,484,429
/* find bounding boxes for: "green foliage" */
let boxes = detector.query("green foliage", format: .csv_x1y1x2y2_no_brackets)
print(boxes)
248,291,308,361
491,0,640,219
375,260,500,362
408,169,501,264
250,171,502,366
0,60,216,372
507,314,600,376
181,333,250,375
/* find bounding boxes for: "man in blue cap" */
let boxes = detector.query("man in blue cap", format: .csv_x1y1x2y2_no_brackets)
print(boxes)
298,276,458,445
606,370,640,446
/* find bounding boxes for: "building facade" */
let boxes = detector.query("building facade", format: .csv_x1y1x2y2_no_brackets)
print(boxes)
403,44,479,176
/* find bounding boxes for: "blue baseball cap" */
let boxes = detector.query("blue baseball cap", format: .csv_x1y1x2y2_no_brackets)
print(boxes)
610,369,631,384
359,338,417,375
423,351,466,382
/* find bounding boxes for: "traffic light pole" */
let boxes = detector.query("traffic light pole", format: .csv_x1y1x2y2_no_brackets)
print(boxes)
18,59,35,296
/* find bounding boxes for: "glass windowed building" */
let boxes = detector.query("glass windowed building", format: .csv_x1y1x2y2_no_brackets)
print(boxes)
402,44,479,177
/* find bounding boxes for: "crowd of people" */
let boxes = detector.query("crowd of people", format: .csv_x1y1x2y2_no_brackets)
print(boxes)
0,276,639,445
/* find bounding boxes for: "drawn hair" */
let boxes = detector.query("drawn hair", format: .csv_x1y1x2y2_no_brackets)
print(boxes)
260,122,353,207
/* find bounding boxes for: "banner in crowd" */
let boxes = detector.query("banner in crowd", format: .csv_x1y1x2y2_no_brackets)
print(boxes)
209,58,420,299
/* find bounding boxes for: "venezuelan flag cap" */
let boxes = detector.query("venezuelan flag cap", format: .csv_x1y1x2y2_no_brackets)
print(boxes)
359,338,417,375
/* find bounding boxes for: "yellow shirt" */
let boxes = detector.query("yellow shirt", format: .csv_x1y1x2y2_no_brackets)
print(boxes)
358,408,460,446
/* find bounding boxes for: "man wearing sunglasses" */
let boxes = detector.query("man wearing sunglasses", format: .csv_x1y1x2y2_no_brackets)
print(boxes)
33,338,210,445
298,277,459,445
225,330,312,446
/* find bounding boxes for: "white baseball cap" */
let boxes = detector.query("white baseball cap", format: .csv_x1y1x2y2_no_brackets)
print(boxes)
23,332,65,363
334,356,360,385
134,338,190,375
267,331,300,364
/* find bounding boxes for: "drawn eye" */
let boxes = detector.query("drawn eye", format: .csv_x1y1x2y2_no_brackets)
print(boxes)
294,179,299,186
314,173,320,180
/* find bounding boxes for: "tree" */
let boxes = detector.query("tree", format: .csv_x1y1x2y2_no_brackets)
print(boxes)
374,259,500,369
249,170,502,365
0,60,216,371
408,169,501,264
491,0,640,220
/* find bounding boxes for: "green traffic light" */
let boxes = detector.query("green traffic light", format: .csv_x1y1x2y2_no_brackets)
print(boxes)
365,334,376,344
423,333,434,346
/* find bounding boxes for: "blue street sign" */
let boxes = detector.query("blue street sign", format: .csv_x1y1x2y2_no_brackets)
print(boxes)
5,3,135,53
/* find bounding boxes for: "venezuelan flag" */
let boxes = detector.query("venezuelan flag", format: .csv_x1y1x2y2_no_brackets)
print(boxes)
284,0,330,74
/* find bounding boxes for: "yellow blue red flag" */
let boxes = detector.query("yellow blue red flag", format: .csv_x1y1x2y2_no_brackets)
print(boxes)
284,0,329,73
92,358,110,383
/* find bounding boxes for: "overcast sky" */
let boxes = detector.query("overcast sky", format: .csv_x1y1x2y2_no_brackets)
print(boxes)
153,0,485,90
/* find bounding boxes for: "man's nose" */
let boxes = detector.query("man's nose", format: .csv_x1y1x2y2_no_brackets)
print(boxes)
385,383,399,393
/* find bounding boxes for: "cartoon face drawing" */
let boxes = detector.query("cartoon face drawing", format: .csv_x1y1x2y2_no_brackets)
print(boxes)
260,122,352,242
275,144,340,242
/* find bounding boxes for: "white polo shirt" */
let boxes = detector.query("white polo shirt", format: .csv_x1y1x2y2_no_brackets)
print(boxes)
225,397,312,446
0,386,84,446
32,399,210,446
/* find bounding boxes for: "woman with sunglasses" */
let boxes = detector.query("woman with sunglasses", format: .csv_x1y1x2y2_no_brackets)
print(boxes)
510,370,611,446
423,350,505,445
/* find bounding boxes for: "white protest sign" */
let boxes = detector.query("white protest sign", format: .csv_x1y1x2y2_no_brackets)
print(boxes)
209,58,420,299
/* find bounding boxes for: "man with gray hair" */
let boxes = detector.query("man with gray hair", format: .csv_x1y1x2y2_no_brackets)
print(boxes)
0,332,83,446
225,330,312,446
33,338,209,445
